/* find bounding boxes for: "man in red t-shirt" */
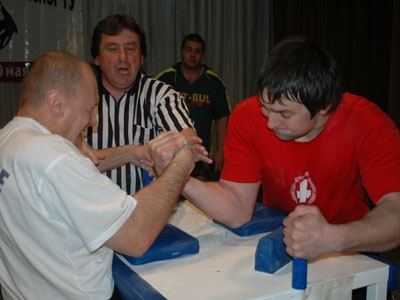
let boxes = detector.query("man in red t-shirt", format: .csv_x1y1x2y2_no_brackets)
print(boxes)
168,36,400,261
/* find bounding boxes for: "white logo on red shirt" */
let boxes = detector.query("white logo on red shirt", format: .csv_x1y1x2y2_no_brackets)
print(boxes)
290,172,316,205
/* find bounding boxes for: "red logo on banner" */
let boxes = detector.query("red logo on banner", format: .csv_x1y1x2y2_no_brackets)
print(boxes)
0,62,32,82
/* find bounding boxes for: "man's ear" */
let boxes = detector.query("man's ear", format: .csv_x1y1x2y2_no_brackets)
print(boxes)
46,89,64,118
319,105,332,115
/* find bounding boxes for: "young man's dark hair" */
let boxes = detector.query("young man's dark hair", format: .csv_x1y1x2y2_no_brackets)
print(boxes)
257,36,343,118
180,33,205,52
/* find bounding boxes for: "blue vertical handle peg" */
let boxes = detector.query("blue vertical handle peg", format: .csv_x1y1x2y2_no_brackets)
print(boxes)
292,257,308,290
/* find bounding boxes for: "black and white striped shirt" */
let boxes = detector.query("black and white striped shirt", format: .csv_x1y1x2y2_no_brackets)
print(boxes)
86,72,194,195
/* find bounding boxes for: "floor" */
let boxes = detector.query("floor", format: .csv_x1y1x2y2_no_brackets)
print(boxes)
0,248,399,299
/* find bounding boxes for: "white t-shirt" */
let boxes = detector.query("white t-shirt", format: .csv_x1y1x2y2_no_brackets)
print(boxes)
0,117,137,300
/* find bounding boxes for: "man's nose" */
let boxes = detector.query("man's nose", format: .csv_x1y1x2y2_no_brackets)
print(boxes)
267,113,280,129
89,113,97,127
118,47,127,60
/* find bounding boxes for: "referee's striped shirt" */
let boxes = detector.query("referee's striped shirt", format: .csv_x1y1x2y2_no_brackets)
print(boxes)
86,72,194,195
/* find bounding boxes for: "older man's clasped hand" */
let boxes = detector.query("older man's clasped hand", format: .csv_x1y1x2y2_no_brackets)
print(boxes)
148,131,212,177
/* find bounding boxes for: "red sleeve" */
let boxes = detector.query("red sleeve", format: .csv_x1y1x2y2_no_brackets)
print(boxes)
221,96,264,183
356,102,400,203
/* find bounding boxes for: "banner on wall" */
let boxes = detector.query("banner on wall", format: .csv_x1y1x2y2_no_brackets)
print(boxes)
0,0,82,82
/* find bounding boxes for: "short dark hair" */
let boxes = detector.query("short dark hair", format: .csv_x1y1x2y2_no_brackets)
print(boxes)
91,14,147,59
181,34,205,52
256,36,343,117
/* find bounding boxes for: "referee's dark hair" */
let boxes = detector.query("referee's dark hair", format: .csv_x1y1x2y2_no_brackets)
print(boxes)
91,14,147,59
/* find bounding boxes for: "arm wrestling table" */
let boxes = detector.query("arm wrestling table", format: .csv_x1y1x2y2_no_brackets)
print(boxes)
114,201,389,300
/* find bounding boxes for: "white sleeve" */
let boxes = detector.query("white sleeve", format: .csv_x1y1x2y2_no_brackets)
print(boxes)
39,152,137,252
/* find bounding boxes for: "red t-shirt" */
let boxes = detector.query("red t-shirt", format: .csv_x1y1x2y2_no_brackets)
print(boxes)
221,93,400,224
